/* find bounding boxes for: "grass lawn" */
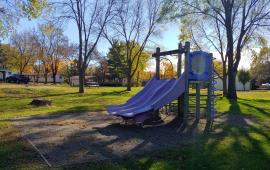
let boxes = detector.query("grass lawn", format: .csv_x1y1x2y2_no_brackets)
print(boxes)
0,83,269,170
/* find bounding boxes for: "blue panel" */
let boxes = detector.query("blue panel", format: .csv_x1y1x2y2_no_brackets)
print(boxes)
188,51,211,81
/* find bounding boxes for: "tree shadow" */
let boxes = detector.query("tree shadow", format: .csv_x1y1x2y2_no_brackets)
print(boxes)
6,97,270,169
238,101,270,117
0,128,47,169
100,90,129,96
35,92,80,98
196,99,270,169
0,92,79,99
9,106,213,167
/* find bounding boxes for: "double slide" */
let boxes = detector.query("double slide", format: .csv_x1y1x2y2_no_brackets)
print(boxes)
107,74,186,123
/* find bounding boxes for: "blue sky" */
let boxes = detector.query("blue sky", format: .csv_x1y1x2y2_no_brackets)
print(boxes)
10,18,180,53
4,18,252,69
64,21,181,55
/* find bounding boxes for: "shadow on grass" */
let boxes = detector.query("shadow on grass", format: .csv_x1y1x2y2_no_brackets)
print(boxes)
100,90,129,96
36,92,80,98
223,98,270,118
199,99,270,169
0,128,46,169
9,106,211,168
0,92,79,99
237,97,270,103
4,98,270,169
238,101,270,117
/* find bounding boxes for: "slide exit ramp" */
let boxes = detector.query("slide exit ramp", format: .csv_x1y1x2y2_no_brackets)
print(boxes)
107,74,186,123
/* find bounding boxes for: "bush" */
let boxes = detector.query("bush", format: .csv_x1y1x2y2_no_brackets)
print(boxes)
238,69,251,91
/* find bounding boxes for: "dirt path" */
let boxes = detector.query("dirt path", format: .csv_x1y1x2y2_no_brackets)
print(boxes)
11,111,255,167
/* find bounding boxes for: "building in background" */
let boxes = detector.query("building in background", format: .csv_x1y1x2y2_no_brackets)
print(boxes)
70,76,96,86
70,76,126,87
0,69,12,81
215,76,251,91
23,73,64,83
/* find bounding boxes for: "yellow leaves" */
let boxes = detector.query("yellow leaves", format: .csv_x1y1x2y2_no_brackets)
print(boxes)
22,0,48,19
140,71,155,81
259,47,270,58
213,60,223,77
161,60,176,79
40,23,55,35
23,65,33,73
0,44,20,71
57,61,68,74
179,18,193,42
129,42,151,72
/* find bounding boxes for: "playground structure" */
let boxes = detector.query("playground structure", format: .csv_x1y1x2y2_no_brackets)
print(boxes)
107,42,216,125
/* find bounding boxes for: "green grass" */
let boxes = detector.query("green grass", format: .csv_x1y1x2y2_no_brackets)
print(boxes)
0,83,140,126
0,83,269,170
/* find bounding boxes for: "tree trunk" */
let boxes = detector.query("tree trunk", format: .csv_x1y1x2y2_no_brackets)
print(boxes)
228,44,242,98
224,2,237,99
102,71,106,83
228,66,237,99
126,74,131,91
243,83,245,91
44,73,48,84
53,74,56,84
136,71,140,87
78,69,84,93
222,63,228,96
77,20,84,93
126,64,132,91
222,76,228,96
67,66,72,85
226,31,237,99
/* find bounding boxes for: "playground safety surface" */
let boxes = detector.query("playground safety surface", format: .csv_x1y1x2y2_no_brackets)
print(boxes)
11,111,255,167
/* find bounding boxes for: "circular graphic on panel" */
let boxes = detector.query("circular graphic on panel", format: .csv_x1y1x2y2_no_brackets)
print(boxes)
188,51,211,81
191,54,206,75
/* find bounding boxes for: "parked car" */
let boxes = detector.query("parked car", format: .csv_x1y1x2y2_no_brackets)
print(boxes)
261,83,270,89
6,74,30,84
85,76,99,87
86,81,99,87
262,83,270,87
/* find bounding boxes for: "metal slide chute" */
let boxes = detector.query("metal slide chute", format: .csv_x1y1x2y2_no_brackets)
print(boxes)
107,74,186,123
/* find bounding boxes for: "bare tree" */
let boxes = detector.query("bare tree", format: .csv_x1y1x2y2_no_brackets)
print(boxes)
179,13,229,96
162,0,270,99
63,43,78,84
53,0,117,93
37,24,54,84
10,30,37,74
36,23,69,84
50,28,69,84
103,0,162,91
31,31,43,83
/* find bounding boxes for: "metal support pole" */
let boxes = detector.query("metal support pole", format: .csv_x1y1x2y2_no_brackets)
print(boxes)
196,83,200,119
183,42,190,123
155,47,160,80
155,47,160,118
206,53,213,122
177,43,184,120
177,43,182,77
